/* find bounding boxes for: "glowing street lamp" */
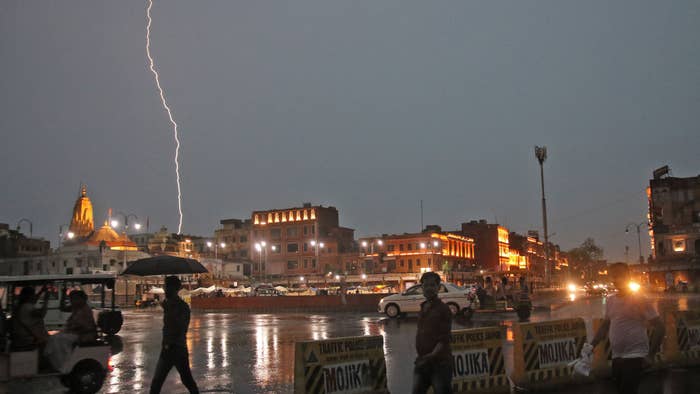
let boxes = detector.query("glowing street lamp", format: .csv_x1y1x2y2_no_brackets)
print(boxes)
310,239,325,273
59,224,75,246
254,241,271,283
207,241,226,260
113,212,141,234
113,212,140,268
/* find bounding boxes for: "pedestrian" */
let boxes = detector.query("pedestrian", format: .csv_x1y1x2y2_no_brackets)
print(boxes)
588,263,664,394
11,286,49,350
482,276,496,308
502,276,514,303
412,271,453,394
516,276,530,305
149,276,199,394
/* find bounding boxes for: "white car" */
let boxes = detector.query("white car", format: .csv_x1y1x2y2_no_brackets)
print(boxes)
378,282,476,318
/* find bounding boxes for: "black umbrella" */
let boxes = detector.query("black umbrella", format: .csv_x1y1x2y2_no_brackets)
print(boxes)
121,255,208,276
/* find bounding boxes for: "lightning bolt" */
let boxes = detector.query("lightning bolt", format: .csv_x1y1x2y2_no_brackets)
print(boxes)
146,0,183,234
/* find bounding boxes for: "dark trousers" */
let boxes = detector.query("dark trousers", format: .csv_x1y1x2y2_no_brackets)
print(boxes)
612,357,644,394
149,344,199,394
412,361,453,394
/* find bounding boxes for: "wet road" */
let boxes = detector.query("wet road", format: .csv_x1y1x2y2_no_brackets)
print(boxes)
7,293,700,393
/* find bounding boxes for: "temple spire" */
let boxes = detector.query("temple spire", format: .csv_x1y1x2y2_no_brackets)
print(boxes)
69,183,95,239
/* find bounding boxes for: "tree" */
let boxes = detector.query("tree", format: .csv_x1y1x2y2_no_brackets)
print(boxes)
568,238,604,281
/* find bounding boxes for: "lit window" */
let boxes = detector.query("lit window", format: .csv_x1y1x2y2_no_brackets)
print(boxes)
673,239,686,252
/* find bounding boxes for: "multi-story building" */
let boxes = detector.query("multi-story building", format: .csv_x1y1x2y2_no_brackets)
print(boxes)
250,203,354,279
143,227,206,260
358,229,475,280
647,166,700,287
460,220,510,272
213,218,252,261
0,223,51,259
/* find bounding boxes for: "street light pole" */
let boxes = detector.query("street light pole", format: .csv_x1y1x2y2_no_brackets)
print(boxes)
59,224,75,247
113,212,140,271
311,240,324,276
16,218,33,238
261,241,267,283
207,241,226,278
535,146,551,286
626,222,646,264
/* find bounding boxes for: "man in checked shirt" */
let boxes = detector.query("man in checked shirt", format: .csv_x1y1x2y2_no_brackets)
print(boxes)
412,271,453,394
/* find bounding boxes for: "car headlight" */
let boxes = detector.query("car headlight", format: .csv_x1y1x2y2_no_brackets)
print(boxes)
628,282,640,292
567,284,577,292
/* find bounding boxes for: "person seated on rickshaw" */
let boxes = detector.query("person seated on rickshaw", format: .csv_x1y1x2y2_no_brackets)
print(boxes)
44,290,97,370
10,286,50,350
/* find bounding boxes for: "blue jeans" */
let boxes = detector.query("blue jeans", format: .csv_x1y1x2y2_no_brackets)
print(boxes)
412,360,453,394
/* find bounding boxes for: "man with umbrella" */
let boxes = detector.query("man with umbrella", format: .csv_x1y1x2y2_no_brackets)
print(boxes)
149,276,199,394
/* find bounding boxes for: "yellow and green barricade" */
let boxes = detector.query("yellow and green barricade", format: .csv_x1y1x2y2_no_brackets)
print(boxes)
449,326,509,393
294,335,388,394
511,318,588,390
667,311,700,367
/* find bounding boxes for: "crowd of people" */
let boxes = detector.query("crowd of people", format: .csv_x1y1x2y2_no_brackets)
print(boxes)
473,275,531,309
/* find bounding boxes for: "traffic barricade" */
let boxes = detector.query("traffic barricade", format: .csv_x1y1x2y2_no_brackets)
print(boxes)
667,311,700,367
294,335,388,394
591,316,670,376
511,318,588,390
449,326,510,393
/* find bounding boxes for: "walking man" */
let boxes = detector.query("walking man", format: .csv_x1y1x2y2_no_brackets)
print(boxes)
412,272,453,394
150,276,199,394
589,263,664,394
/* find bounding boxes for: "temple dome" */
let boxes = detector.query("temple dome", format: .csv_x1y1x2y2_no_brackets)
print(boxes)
69,185,94,239
87,221,137,251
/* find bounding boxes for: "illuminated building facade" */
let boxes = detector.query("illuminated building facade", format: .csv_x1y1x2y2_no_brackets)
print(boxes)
647,167,700,287
357,229,475,277
460,220,510,272
251,204,355,278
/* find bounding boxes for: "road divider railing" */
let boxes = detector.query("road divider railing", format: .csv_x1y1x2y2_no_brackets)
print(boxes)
294,335,388,394
449,326,510,393
511,318,589,391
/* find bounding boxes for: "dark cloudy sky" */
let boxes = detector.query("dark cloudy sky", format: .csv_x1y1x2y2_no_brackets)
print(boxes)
2,1,699,262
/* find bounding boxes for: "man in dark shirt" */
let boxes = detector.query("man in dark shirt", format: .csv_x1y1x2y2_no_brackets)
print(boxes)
413,272,453,394
150,276,199,394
